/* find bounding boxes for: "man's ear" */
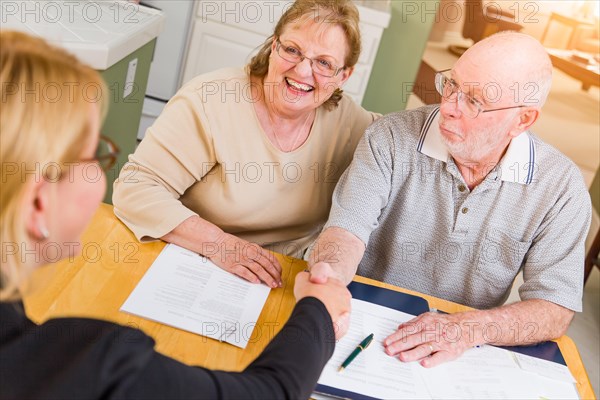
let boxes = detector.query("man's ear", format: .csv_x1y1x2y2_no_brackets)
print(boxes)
24,180,51,241
509,108,539,138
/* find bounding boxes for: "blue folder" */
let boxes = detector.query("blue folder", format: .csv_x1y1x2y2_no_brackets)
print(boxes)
346,281,430,315
503,343,566,366
314,281,566,400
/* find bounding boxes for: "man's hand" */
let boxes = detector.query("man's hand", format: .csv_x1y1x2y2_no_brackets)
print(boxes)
308,227,365,285
384,299,575,368
210,232,282,288
383,312,478,368
294,263,351,339
309,261,346,282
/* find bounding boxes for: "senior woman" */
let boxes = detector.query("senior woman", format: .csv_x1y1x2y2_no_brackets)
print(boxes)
113,0,378,288
0,31,351,399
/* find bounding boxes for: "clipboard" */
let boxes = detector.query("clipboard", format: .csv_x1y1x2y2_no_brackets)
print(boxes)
502,342,566,366
315,281,430,400
315,282,567,399
346,281,430,316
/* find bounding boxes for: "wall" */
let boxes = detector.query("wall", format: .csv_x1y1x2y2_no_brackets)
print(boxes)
362,0,439,113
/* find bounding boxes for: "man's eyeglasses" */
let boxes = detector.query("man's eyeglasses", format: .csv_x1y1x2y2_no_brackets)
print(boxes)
86,135,120,171
434,69,527,118
275,39,345,78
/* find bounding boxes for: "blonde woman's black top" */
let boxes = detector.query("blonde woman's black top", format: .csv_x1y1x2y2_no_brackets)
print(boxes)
0,297,334,399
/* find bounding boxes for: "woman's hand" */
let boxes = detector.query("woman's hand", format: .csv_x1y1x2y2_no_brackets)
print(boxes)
210,232,283,288
162,216,283,288
294,262,351,339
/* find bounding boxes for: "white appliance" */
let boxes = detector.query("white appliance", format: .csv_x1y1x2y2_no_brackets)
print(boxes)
137,1,195,140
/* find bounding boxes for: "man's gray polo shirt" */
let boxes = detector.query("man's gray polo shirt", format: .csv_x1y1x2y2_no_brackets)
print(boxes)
325,105,591,311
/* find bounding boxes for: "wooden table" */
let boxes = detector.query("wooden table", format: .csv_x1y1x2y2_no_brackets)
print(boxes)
548,48,600,91
23,204,595,399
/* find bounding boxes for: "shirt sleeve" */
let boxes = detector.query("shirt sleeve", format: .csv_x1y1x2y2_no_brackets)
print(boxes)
112,87,216,241
324,118,395,245
124,297,335,399
519,167,591,312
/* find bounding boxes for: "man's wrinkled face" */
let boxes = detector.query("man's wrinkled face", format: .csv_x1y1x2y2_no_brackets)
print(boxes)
438,57,520,163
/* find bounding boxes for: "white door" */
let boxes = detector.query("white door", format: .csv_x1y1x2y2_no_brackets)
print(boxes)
182,19,268,84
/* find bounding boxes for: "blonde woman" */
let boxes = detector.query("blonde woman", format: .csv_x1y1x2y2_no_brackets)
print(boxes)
0,31,350,399
113,0,379,288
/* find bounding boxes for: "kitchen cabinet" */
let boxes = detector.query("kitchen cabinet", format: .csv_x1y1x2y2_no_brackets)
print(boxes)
181,0,390,105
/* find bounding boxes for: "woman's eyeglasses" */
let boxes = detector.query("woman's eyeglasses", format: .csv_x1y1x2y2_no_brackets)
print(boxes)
83,135,120,171
275,39,345,78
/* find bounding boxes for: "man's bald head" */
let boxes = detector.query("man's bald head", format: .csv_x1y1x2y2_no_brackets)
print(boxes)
456,32,552,108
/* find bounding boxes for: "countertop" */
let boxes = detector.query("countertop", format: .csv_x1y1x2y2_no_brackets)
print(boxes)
1,0,165,70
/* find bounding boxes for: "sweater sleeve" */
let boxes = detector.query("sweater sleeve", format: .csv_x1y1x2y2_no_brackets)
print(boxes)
324,118,396,245
125,297,336,399
112,86,216,242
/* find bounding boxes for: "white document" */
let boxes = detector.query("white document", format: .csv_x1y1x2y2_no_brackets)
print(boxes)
513,351,576,383
120,244,271,348
317,299,430,399
418,345,519,399
317,299,579,400
422,361,579,400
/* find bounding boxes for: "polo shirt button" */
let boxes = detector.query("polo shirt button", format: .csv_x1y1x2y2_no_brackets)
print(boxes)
458,185,466,192
462,207,469,214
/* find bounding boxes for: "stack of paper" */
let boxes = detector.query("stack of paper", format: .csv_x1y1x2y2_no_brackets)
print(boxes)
316,299,579,399
121,244,271,348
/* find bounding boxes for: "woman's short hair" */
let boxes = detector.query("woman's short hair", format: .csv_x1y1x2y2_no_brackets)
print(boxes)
0,31,108,301
247,0,361,110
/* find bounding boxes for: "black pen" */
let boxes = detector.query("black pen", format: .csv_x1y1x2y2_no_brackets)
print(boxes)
338,333,374,372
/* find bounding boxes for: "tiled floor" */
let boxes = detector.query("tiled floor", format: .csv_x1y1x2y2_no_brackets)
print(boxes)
410,40,600,398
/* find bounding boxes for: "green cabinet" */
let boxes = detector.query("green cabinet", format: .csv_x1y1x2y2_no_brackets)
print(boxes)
99,39,157,203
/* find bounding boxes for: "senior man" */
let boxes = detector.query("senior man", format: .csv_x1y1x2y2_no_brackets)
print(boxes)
308,32,591,367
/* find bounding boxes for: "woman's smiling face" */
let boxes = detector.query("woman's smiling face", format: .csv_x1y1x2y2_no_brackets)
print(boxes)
264,16,353,117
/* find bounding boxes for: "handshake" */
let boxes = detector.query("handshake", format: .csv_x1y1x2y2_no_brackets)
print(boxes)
294,262,351,340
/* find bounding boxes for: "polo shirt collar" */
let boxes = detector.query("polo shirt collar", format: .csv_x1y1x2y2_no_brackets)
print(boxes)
416,107,536,185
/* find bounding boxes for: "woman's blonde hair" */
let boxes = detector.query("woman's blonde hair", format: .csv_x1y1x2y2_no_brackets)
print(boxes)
247,0,361,111
0,31,107,301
